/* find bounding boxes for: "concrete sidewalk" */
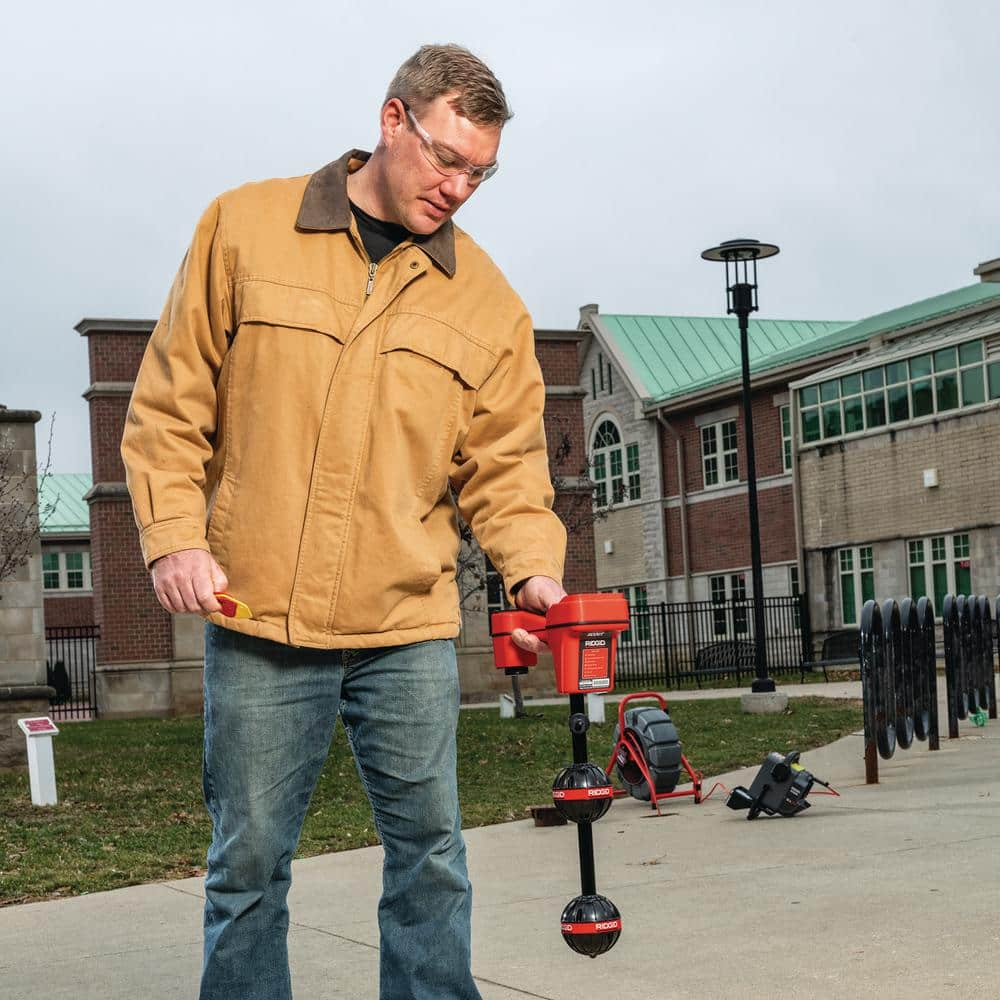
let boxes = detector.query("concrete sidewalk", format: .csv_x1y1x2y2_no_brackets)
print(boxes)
2,687,998,999
468,679,865,709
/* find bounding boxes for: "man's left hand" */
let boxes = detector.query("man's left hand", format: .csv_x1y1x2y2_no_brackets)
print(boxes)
511,576,567,654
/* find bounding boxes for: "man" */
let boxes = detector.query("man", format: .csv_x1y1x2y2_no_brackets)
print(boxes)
121,44,567,1000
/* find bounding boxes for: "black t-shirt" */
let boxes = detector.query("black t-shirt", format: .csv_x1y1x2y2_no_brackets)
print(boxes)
350,201,413,264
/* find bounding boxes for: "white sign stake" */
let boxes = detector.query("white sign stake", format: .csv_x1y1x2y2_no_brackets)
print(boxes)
586,692,606,725
17,717,59,806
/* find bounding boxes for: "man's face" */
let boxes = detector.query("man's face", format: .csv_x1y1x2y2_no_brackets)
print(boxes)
381,94,501,235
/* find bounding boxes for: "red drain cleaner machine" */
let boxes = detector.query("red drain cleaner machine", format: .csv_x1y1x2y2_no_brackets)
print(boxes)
490,593,631,959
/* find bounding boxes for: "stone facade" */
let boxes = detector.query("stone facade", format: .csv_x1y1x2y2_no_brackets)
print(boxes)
799,407,1000,549
580,335,667,603
0,408,50,768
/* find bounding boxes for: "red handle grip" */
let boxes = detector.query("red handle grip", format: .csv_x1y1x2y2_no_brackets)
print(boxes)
489,593,630,692
490,610,546,668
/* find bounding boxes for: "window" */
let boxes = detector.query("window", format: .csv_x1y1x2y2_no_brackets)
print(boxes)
908,533,971,613
798,336,1000,445
701,419,738,488
730,572,748,635
626,442,641,500
618,585,651,644
43,553,60,590
710,575,727,635
592,419,623,508
592,452,607,507
596,354,613,395
484,557,510,618
65,552,85,589
838,546,875,625
710,573,749,636
590,419,635,507
591,368,597,401
41,550,92,592
780,405,792,472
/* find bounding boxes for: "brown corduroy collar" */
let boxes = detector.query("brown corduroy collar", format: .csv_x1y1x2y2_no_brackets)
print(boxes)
295,149,457,278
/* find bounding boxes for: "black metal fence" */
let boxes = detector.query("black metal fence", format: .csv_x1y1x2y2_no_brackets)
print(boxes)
942,595,998,738
860,594,997,784
45,625,99,720
860,598,940,782
614,596,808,689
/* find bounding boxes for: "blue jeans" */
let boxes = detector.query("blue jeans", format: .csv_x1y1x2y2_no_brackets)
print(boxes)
200,624,482,1000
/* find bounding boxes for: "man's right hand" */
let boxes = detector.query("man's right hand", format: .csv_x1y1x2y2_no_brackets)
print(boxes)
150,548,229,615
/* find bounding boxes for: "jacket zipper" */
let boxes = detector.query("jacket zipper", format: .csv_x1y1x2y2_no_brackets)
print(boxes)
365,262,378,297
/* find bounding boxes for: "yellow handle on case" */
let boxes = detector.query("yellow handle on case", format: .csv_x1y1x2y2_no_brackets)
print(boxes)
214,592,253,619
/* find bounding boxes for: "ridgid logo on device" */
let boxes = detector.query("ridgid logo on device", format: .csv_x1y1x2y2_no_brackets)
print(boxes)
578,631,611,690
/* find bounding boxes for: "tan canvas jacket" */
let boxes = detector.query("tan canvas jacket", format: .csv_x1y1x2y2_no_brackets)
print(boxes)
121,150,566,649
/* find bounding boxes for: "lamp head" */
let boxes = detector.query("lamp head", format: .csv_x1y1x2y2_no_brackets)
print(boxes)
700,238,780,318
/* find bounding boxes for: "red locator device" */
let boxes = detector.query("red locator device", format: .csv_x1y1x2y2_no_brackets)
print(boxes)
489,593,630,695
490,592,629,958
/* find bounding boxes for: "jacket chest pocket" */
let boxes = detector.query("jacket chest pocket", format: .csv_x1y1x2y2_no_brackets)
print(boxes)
211,280,348,569
234,279,347,342
376,320,496,499
227,279,346,424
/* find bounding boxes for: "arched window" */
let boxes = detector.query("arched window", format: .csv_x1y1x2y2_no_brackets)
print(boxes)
592,419,621,508
591,418,641,508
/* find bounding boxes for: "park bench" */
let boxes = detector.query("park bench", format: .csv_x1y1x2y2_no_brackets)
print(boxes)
800,630,859,683
688,639,757,687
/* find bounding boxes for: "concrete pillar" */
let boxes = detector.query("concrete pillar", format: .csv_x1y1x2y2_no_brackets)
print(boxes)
0,406,51,768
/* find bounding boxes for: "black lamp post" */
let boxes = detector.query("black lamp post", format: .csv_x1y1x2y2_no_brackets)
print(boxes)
701,238,781,694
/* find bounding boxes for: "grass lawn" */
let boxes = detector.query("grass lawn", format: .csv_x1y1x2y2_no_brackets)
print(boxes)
0,696,861,905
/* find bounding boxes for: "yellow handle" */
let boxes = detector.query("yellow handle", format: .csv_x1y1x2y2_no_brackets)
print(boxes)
214,592,253,619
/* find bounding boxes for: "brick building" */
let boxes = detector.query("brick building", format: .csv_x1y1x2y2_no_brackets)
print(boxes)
76,319,594,716
579,304,846,610
793,262,1000,632
39,473,94,628
577,257,1000,640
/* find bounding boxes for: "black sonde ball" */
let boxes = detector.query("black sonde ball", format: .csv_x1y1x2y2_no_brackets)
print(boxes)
551,763,614,824
560,893,622,958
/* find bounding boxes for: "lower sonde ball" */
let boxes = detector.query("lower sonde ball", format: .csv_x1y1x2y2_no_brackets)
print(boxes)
551,763,614,823
560,893,622,958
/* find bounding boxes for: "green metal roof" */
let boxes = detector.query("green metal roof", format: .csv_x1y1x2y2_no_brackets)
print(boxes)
596,314,849,403
597,281,1000,406
793,305,1000,388
39,473,91,535
763,281,1000,373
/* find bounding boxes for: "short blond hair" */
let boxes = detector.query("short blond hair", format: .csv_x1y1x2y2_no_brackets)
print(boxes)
386,44,512,128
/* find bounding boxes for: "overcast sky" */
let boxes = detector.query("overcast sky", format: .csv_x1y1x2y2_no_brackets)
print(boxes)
2,1,997,472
